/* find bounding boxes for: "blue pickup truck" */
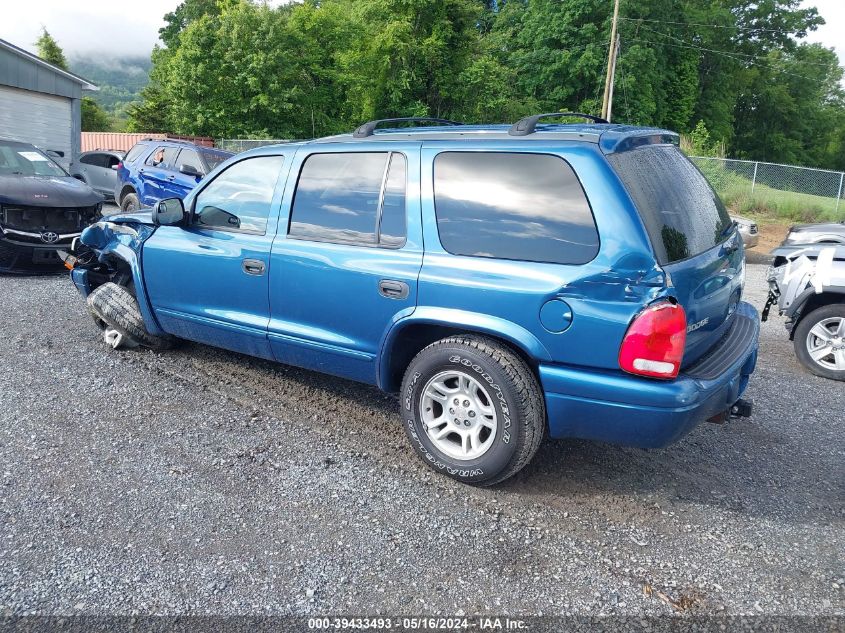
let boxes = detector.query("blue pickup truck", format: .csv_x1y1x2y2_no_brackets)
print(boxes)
69,115,759,485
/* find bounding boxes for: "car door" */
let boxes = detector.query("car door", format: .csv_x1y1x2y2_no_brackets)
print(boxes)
139,146,179,205
142,152,292,359
267,143,423,384
78,153,105,191
168,148,205,199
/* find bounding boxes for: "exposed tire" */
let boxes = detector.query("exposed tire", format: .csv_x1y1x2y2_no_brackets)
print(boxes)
793,303,845,381
87,282,174,351
120,192,140,213
400,334,545,486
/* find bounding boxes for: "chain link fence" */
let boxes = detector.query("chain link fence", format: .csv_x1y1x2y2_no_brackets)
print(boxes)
690,156,845,219
217,139,293,153
215,141,845,220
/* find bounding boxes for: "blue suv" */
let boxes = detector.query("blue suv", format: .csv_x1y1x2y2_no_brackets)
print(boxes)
114,139,233,212
70,114,759,485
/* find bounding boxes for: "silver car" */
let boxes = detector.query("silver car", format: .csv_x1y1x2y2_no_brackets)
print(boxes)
782,222,845,245
764,243,845,380
731,215,759,248
71,150,124,200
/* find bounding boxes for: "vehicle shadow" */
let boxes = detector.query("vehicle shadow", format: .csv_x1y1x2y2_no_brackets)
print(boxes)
176,340,842,527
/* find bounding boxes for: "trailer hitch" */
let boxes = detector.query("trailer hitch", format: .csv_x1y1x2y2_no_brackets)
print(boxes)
707,398,753,424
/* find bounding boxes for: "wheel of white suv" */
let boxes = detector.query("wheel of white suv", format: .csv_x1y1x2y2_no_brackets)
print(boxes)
400,335,545,485
793,304,845,381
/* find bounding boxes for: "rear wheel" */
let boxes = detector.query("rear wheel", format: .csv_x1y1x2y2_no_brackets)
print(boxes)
120,192,140,213
400,335,545,485
793,304,845,381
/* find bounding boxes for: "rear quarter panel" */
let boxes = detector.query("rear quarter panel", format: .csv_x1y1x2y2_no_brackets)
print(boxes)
413,141,665,370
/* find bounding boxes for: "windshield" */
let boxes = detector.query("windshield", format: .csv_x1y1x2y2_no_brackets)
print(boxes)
0,141,67,177
201,150,230,172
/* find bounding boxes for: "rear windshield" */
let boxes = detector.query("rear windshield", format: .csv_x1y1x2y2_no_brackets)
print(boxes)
608,145,732,264
201,151,229,171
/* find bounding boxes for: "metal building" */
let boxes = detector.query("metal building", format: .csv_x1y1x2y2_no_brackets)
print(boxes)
0,38,97,169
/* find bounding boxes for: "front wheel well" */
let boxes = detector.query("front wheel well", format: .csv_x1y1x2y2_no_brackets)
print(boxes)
382,323,539,393
790,292,845,339
117,185,136,205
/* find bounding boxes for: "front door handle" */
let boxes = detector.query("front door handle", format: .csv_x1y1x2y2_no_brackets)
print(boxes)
242,258,266,276
378,279,409,300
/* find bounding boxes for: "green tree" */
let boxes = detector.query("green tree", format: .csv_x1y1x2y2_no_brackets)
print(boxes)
35,28,68,70
81,96,112,131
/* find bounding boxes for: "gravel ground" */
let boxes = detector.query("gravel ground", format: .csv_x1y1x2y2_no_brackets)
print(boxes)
0,263,842,618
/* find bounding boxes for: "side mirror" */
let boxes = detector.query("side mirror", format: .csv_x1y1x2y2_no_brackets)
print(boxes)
179,163,202,178
111,164,119,170
46,149,65,158
153,197,185,226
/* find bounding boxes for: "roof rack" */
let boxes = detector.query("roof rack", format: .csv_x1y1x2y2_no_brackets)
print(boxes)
353,117,462,138
508,112,609,136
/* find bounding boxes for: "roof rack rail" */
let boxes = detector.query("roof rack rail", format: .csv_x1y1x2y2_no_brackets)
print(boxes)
508,112,608,136
353,117,462,138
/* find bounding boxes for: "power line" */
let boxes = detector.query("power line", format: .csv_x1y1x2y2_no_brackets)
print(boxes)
624,37,831,83
632,23,836,69
619,16,800,35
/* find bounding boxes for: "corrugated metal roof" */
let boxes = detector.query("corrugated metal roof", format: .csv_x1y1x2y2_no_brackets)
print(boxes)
0,38,97,92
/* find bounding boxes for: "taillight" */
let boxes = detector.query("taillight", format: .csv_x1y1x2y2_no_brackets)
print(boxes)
619,301,687,379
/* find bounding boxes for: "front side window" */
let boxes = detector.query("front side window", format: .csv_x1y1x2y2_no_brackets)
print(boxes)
192,155,284,234
288,152,407,248
433,152,599,265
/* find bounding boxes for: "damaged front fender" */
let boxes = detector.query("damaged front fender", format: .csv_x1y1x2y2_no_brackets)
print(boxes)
71,217,166,336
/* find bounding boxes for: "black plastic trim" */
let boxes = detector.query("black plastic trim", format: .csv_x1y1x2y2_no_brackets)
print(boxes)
684,312,757,380
509,112,609,136
353,118,462,138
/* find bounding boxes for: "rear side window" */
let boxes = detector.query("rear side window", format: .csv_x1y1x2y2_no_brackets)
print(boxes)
124,144,147,164
289,152,407,248
433,152,599,265
80,153,105,167
608,145,732,264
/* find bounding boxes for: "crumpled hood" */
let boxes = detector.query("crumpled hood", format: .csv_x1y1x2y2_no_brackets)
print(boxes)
0,174,103,207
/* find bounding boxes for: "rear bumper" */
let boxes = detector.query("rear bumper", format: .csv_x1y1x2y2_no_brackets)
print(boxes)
540,301,759,448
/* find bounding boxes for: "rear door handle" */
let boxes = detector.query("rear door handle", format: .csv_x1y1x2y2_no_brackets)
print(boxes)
378,279,409,300
242,258,266,276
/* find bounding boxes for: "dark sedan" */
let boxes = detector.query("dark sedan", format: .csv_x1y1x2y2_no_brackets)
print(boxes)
0,138,103,272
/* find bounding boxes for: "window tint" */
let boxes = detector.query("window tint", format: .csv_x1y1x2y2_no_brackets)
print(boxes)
80,153,104,167
433,152,599,265
378,153,407,248
289,152,404,246
201,150,228,172
124,144,147,164
177,149,204,174
608,145,732,264
193,155,284,233
106,155,121,168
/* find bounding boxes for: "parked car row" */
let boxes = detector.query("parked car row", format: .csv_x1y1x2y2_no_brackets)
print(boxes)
0,136,232,273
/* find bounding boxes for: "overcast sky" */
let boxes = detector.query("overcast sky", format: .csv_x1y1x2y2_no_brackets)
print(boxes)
0,0,841,67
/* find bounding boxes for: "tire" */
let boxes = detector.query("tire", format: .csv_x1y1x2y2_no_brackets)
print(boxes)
87,282,174,351
400,335,545,486
793,303,845,381
120,192,140,213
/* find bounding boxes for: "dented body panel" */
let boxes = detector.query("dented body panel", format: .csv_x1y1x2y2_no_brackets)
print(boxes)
69,124,759,449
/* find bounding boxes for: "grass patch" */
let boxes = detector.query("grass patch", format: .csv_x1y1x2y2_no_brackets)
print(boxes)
693,159,844,223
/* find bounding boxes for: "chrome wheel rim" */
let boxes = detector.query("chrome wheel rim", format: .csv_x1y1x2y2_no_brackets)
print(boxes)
420,370,498,461
806,316,845,371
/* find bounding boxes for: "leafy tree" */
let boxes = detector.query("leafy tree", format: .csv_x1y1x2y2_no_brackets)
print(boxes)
81,96,112,131
35,28,68,70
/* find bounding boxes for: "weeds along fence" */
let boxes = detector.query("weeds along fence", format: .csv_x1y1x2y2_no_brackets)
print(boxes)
689,156,845,222
215,141,845,222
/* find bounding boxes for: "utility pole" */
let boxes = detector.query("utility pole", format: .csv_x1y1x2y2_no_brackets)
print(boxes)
605,33,620,122
601,0,621,121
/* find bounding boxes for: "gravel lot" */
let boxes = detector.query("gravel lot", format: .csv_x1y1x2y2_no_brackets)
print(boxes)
0,262,842,618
